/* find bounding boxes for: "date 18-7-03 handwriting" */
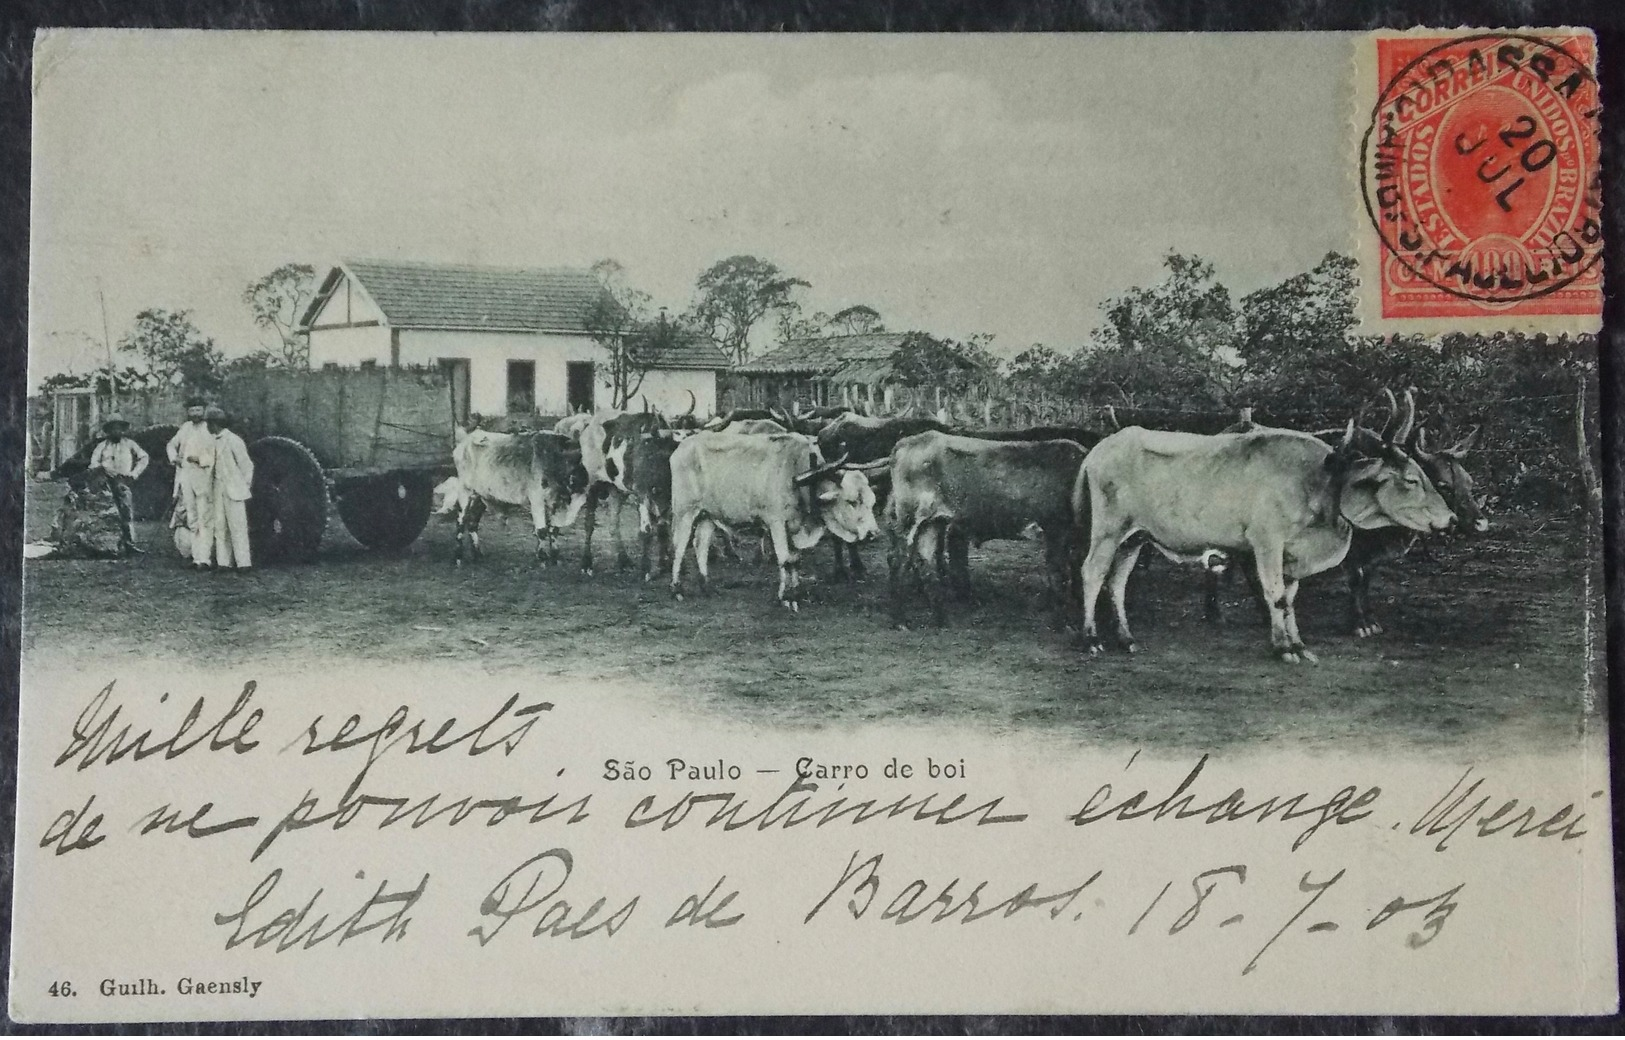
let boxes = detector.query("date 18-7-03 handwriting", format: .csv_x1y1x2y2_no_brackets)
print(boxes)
202,845,1469,979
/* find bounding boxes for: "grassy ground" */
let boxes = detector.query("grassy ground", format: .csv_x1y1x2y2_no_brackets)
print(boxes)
21,479,1602,754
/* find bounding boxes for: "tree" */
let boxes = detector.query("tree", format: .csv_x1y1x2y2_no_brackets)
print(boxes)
1237,252,1359,409
775,308,830,345
585,259,674,410
891,332,996,393
691,255,810,365
38,366,155,394
1080,253,1239,410
829,304,884,336
243,263,316,369
118,309,224,391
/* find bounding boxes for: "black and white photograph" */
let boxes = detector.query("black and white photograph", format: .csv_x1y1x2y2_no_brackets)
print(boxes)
10,29,1616,1022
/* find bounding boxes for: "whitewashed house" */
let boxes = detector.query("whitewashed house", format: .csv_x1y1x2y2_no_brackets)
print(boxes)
299,259,728,421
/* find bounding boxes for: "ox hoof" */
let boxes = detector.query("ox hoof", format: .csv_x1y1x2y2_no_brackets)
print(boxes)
1298,648,1320,664
673,591,685,602
1279,650,1302,664
454,558,464,568
1123,641,1139,655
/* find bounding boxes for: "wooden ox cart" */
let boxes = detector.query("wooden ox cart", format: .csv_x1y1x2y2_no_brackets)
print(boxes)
52,366,457,562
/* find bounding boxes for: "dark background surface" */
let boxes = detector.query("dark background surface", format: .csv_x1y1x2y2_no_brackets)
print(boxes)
1,0,1622,1033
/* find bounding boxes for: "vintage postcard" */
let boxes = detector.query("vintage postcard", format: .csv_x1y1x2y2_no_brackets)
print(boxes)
13,30,1615,1021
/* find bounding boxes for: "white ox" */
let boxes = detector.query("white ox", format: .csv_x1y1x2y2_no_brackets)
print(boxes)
449,428,588,565
1075,422,1455,663
668,432,885,609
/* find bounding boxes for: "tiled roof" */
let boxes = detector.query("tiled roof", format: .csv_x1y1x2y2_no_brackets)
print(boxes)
654,328,733,370
335,259,607,333
734,332,913,376
302,260,729,370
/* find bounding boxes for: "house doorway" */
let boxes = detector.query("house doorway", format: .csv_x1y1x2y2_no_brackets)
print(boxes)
439,359,470,425
506,360,536,414
567,361,595,414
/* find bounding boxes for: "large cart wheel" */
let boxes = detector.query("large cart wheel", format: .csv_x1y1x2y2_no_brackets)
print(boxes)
247,436,329,563
337,473,435,550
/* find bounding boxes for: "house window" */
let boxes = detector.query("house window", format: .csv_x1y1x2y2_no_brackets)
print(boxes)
567,361,595,414
506,360,536,414
359,359,377,371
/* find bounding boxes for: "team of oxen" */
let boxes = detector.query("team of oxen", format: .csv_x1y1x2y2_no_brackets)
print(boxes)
434,388,1485,663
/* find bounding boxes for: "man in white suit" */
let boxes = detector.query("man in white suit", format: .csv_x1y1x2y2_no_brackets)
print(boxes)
167,397,216,569
206,406,255,572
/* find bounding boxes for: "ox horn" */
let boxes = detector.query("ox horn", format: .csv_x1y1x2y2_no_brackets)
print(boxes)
794,451,850,486
1336,417,1356,453
845,457,892,473
1392,389,1416,445
683,389,696,416
1415,426,1434,456
1377,388,1399,440
1447,425,1479,456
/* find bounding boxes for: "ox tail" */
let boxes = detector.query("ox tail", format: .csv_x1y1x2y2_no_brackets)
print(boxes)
1072,470,1091,547
1070,470,1092,607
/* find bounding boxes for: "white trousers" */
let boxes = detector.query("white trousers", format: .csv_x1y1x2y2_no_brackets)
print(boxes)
178,467,214,565
214,498,252,569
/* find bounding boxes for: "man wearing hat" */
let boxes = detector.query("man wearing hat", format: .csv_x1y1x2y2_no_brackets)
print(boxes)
206,405,255,572
167,397,216,569
87,414,149,555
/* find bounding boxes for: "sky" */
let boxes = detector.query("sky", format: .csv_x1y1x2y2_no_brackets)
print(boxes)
28,30,1352,388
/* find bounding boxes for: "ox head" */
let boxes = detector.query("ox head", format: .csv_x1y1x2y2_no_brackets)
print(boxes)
793,453,886,543
1413,426,1488,533
1331,409,1455,534
601,413,666,492
666,390,704,431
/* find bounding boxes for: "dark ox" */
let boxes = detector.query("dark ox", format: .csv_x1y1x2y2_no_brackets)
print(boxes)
886,432,1089,628
1075,422,1455,663
448,428,589,565
578,411,673,574
668,432,885,609
596,423,688,582
935,425,1105,590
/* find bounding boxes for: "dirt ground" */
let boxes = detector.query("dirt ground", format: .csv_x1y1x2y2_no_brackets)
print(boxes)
21,478,1603,754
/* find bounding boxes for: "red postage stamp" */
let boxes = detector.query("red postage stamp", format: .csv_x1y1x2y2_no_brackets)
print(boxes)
1360,31,1601,323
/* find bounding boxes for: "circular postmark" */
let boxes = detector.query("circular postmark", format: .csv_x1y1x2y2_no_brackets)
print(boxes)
1360,33,1602,306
